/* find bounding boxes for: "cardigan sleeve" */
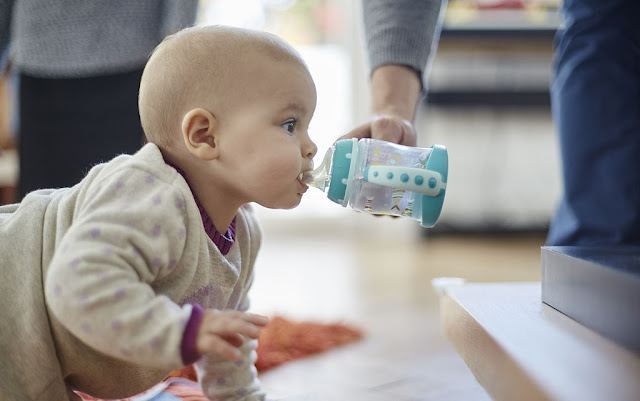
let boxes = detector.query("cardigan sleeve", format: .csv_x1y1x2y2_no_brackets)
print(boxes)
361,0,445,86
45,165,192,371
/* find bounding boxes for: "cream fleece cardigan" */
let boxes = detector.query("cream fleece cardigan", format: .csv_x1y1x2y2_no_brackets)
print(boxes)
0,143,265,400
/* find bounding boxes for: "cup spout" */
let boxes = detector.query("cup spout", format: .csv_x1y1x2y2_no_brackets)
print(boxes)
302,146,334,192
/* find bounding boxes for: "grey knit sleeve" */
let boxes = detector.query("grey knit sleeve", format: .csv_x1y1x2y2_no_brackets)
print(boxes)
362,0,444,82
0,0,15,70
160,0,199,38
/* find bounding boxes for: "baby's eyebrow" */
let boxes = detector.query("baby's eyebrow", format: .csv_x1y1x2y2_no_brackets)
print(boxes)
279,101,307,115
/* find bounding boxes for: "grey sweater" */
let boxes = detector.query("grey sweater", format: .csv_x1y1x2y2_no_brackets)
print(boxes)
0,0,198,77
361,0,445,85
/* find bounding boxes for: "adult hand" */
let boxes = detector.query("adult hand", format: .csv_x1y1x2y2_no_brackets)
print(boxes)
339,114,417,147
196,310,268,361
338,65,422,147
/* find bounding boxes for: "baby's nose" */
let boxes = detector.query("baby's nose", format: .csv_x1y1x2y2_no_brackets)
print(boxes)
304,139,317,159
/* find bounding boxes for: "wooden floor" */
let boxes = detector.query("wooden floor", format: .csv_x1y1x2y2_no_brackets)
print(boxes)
249,216,545,401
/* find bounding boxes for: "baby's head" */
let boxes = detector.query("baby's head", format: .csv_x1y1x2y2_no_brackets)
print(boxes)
139,25,318,210
139,25,310,148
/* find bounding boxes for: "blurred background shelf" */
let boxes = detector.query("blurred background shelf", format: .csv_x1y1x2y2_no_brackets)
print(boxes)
441,2,560,37
419,2,560,234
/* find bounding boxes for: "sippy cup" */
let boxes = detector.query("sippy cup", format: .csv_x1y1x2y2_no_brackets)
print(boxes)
303,138,448,227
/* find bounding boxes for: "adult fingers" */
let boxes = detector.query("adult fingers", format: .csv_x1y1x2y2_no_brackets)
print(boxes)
336,121,372,143
370,115,417,147
338,115,417,147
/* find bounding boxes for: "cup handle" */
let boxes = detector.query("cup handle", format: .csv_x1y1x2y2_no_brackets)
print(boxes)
363,165,446,196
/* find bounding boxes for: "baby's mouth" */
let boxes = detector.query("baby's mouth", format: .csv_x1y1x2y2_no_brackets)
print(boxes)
299,171,314,184
298,160,314,182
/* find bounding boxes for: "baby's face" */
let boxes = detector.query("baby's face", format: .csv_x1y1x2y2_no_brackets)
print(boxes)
216,55,318,209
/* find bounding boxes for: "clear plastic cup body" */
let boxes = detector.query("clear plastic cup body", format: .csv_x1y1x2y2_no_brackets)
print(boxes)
345,139,432,220
303,138,446,227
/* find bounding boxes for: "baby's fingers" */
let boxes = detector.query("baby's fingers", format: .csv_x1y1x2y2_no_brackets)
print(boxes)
244,313,269,327
221,317,264,339
222,332,244,348
218,312,268,338
197,335,243,361
202,311,268,339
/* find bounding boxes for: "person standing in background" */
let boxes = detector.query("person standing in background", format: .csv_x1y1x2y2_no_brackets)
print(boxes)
0,0,199,199
344,0,640,247
544,0,640,246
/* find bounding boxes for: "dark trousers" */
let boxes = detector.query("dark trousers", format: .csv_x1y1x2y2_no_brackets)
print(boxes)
546,0,640,246
18,69,145,199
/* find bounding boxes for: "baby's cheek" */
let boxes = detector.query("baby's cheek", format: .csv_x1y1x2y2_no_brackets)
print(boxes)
257,159,300,201
266,156,300,182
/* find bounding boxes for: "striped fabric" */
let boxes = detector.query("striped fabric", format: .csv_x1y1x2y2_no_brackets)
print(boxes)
77,378,206,401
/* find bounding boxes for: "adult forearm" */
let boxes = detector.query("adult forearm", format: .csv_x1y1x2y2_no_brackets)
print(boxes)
371,64,422,121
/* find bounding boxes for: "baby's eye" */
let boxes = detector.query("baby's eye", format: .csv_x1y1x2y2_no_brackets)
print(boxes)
281,120,296,134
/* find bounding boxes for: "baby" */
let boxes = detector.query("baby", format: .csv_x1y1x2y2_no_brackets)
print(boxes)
0,25,317,401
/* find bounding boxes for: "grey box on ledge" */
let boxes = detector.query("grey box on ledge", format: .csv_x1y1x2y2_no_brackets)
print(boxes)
541,246,640,355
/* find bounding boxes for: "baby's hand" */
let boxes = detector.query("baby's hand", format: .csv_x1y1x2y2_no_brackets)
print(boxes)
196,310,268,361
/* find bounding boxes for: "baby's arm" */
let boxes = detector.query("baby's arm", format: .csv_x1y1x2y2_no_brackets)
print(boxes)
45,167,195,370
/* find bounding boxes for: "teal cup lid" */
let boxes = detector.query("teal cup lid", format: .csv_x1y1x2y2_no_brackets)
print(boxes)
420,144,448,227
327,139,355,205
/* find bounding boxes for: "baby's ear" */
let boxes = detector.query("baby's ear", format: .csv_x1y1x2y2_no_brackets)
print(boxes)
181,108,219,160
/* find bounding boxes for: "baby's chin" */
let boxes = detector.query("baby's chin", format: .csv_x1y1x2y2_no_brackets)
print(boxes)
260,195,303,210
